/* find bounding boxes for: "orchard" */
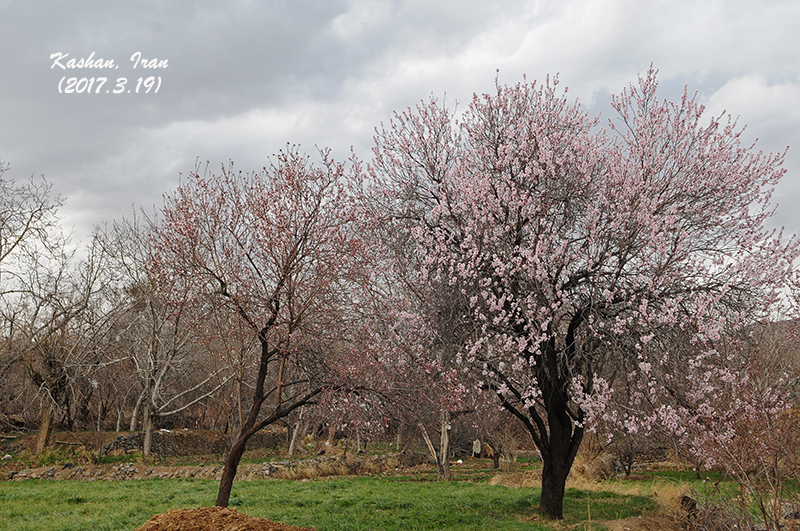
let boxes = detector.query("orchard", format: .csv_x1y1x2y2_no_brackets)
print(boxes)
2,68,798,523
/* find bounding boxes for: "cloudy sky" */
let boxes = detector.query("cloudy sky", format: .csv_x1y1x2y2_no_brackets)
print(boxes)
1,0,799,243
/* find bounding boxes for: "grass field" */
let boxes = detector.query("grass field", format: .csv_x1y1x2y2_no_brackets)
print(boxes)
0,475,658,531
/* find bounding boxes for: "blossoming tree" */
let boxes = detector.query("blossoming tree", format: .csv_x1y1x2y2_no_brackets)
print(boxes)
151,147,370,507
370,68,799,518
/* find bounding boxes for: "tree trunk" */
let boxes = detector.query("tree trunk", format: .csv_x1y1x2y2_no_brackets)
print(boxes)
61,393,74,431
217,332,276,508
217,430,251,507
438,410,451,481
418,412,452,481
419,422,438,463
216,404,308,507
288,420,299,457
288,406,304,457
97,397,102,432
35,403,54,455
540,452,570,520
497,363,585,517
396,425,401,451
215,329,320,507
483,437,501,468
533,323,587,519
623,458,632,477
142,402,154,462
129,389,145,431
538,390,584,519
327,422,337,446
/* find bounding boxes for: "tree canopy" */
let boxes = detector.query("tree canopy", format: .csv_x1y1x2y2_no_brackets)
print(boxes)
368,68,799,517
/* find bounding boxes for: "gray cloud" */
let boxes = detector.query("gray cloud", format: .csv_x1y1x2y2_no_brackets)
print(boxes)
1,0,798,241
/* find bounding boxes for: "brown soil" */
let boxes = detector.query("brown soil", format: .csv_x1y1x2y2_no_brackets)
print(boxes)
134,507,315,531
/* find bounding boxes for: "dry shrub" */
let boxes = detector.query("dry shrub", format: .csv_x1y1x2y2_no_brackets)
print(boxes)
570,465,689,516
604,516,684,531
648,483,689,515
672,496,746,531
397,451,428,468
314,461,348,478
489,470,541,488
359,455,401,475
314,443,345,458
568,452,614,483
674,492,800,531
263,453,404,480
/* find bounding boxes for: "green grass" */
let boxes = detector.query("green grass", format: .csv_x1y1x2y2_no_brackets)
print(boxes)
563,487,655,521
0,476,657,531
0,478,211,531
515,454,542,464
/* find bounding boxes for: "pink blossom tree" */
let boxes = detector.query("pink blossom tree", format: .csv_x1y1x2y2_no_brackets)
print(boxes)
369,68,799,518
649,323,800,530
316,284,469,480
151,147,370,507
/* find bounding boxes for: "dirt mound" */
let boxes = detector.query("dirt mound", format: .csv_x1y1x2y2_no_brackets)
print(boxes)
134,507,315,531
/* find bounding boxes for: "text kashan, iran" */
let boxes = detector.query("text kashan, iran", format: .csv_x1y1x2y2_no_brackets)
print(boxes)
50,52,168,70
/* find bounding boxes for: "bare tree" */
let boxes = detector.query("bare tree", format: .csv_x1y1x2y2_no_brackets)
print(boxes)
5,235,116,452
97,214,228,459
1,159,65,414
0,158,115,452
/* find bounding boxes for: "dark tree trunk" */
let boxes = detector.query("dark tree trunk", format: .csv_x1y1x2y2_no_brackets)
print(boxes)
623,458,632,477
216,426,253,506
540,457,570,519
216,392,318,507
496,317,588,520
538,314,588,519
215,326,322,507
216,331,273,508
540,352,585,518
539,418,579,520
532,416,583,518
